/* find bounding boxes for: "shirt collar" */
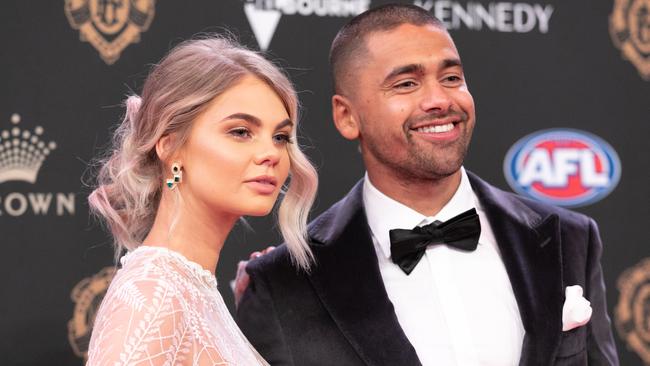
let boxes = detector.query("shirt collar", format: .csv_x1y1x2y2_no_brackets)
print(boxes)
363,167,477,259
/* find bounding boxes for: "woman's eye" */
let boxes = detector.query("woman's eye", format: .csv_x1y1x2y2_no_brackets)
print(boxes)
273,133,293,145
229,128,251,139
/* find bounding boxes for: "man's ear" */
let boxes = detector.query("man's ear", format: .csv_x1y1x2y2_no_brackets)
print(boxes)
332,94,360,140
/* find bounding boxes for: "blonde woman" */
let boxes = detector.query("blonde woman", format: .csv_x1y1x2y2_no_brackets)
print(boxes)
86,36,317,365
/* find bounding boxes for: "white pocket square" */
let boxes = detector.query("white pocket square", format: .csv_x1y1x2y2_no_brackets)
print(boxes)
562,285,592,331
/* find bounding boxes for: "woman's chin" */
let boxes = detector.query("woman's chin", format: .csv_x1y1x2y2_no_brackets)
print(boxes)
242,206,274,217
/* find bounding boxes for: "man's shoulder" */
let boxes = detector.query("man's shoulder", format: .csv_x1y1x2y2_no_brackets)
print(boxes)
245,244,294,277
246,215,343,278
469,171,594,228
247,181,365,278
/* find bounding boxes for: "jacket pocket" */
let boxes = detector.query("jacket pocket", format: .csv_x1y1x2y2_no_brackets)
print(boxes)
557,325,586,358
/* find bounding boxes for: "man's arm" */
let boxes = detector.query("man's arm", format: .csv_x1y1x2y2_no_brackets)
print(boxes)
236,262,294,366
585,218,619,365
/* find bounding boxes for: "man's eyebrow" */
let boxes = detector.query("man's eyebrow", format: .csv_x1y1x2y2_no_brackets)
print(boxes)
221,113,293,131
382,64,425,84
381,59,462,84
441,58,463,70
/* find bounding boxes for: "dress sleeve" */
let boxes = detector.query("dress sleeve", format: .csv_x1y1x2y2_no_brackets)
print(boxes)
87,276,196,366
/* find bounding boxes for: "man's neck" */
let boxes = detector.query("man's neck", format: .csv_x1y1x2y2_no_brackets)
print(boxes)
366,168,462,217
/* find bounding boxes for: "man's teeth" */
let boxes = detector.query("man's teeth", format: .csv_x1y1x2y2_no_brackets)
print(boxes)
416,123,454,133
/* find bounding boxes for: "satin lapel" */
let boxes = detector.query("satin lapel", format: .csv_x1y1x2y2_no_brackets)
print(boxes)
307,181,421,366
468,172,563,366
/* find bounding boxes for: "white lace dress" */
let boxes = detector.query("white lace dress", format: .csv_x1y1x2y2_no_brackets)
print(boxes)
87,246,268,366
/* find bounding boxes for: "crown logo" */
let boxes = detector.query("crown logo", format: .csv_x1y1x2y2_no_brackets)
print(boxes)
0,113,57,184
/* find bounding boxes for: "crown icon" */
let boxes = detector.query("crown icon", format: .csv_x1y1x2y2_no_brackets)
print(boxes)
0,113,57,184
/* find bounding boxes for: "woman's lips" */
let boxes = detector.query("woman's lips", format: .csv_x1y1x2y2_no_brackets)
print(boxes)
244,176,278,195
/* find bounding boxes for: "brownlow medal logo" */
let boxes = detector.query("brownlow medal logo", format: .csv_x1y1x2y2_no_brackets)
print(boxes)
615,257,650,364
610,0,650,80
64,0,155,65
68,267,116,360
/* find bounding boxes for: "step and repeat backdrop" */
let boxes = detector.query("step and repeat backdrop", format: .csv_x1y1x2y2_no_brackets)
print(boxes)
0,0,648,365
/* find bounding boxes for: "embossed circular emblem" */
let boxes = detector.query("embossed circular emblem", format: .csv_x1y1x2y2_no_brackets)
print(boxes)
67,267,116,360
503,129,621,208
610,0,650,80
615,258,650,363
64,0,155,64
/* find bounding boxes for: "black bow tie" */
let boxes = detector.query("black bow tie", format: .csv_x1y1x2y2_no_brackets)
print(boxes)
389,208,481,275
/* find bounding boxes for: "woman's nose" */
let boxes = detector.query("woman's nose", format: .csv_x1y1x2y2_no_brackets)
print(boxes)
253,141,281,167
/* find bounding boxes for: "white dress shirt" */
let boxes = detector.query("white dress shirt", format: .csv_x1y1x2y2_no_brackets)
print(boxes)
363,168,525,366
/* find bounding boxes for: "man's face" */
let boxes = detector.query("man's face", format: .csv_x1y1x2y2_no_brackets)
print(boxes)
347,24,475,181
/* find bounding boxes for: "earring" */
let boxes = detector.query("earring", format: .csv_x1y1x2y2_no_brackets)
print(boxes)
165,162,182,190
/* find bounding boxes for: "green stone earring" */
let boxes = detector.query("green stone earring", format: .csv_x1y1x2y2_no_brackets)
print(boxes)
166,162,182,190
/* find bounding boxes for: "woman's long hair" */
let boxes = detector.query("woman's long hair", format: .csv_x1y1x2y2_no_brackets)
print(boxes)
88,36,318,271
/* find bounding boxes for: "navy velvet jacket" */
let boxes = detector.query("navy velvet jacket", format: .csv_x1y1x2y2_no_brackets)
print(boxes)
236,172,619,366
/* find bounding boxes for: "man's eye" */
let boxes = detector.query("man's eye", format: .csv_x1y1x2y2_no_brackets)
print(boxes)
394,80,418,89
443,75,462,83
273,133,293,145
229,128,251,139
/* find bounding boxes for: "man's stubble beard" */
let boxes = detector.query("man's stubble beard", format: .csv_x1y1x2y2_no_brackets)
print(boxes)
361,117,474,184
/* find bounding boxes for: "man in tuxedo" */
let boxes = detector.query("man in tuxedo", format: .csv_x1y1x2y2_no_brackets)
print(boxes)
236,4,618,365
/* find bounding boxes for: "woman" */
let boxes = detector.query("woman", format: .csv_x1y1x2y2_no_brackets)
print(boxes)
86,36,317,365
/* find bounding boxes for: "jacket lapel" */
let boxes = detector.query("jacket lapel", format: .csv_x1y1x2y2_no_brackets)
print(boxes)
307,181,421,366
468,172,564,365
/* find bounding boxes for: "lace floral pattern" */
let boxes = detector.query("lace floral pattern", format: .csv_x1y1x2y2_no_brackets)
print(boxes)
87,246,268,366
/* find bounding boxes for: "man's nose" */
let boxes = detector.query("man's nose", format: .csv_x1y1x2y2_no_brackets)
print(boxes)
420,81,452,113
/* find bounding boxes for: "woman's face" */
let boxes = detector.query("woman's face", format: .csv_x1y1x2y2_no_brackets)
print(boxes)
177,75,292,219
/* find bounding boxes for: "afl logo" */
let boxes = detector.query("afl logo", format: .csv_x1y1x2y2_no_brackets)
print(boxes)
504,129,621,207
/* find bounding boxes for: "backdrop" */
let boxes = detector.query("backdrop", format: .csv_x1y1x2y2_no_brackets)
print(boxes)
1,0,648,365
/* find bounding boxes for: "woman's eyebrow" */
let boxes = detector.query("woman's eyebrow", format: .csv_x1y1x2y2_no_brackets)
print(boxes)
221,114,292,131
221,113,261,126
275,119,293,131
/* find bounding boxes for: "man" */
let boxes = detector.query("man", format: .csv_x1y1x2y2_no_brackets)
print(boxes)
236,4,619,365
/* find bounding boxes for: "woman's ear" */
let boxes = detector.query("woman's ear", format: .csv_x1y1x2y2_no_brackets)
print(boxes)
332,94,360,140
155,134,173,162
155,134,183,166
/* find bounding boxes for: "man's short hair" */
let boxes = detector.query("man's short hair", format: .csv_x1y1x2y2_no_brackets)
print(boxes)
329,4,445,95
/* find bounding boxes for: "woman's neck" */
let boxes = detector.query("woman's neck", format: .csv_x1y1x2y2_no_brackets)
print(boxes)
143,191,238,274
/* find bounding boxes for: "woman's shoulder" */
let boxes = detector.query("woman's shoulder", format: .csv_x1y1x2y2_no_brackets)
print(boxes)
107,246,216,302
119,245,181,269
88,248,199,365
101,247,184,307
111,247,171,283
